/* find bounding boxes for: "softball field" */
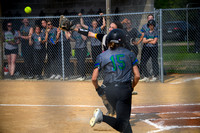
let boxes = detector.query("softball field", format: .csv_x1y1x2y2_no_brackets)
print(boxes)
0,74,200,133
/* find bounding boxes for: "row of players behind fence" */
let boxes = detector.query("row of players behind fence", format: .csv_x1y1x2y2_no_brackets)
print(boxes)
4,13,158,81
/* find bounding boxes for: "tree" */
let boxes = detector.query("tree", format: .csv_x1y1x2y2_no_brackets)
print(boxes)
155,0,200,9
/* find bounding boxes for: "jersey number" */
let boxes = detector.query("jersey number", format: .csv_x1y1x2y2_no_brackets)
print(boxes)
110,54,125,71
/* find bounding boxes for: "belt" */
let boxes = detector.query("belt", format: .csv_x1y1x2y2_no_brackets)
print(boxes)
104,81,131,87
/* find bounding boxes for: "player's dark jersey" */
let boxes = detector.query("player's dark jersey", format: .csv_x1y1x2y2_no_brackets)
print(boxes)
88,27,102,46
144,30,158,47
20,25,31,45
72,31,87,48
32,33,45,49
58,31,68,42
94,47,138,84
125,28,141,43
47,28,57,45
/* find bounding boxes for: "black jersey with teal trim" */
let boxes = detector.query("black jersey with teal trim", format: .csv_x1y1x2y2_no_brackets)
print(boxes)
94,47,138,84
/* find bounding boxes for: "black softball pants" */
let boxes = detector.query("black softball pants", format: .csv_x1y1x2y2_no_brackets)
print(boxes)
45,43,58,77
91,45,102,63
33,49,46,76
21,44,34,76
75,47,87,77
103,82,132,133
140,46,159,77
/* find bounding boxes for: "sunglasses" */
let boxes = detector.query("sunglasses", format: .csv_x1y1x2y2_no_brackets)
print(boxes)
47,23,52,26
7,25,12,27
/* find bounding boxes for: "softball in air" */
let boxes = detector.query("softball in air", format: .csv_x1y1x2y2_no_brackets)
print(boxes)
24,6,32,14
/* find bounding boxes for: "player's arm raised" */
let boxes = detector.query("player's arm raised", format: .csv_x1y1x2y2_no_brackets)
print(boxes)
79,13,89,29
28,35,33,46
100,13,106,30
44,29,50,42
56,28,61,43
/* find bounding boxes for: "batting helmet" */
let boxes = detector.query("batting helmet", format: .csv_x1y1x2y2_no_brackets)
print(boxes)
147,19,156,27
106,29,126,46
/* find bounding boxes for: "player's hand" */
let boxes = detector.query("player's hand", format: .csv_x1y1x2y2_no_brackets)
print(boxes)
99,13,104,16
122,18,129,24
16,39,20,44
96,86,104,97
46,29,50,33
78,13,82,16
57,28,61,34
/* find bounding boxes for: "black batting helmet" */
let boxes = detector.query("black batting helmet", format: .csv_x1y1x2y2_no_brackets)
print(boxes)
147,19,156,27
106,29,126,46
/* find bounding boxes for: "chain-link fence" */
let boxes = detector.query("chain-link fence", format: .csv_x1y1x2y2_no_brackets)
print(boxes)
160,8,200,75
1,7,200,81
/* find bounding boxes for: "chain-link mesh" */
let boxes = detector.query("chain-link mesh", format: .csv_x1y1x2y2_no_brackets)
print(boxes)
1,8,200,81
161,8,200,74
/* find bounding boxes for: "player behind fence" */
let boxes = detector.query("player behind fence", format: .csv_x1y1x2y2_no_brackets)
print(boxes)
79,12,106,63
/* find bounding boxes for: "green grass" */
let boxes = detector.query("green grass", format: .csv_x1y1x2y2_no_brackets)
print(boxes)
162,45,200,73
163,45,200,61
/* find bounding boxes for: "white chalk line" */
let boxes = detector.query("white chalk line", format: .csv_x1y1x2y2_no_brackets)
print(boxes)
1,103,200,132
169,77,200,84
0,104,104,108
0,103,199,108
0,103,200,109
145,119,200,133
147,116,200,121
131,103,200,108
131,111,200,116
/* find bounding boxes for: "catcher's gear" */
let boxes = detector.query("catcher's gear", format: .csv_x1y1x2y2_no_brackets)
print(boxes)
59,15,75,31
147,19,156,27
106,29,126,48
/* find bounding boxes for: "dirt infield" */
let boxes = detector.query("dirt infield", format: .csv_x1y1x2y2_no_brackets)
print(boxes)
0,74,200,133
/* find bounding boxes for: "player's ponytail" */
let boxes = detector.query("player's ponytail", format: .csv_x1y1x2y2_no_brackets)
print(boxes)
106,29,126,50
108,42,117,50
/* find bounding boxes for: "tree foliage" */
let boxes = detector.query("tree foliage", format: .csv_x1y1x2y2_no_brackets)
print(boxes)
155,0,200,9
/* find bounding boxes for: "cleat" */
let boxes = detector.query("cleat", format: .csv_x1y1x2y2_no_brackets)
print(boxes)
93,108,99,116
132,91,138,95
89,108,103,127
139,77,149,82
76,76,86,81
150,76,157,82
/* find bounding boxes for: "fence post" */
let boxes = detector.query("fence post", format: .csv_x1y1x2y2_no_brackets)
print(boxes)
61,30,65,80
159,9,164,83
0,19,3,79
186,6,189,52
106,0,111,34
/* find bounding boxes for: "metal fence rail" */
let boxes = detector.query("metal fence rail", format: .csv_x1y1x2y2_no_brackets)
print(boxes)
0,8,200,82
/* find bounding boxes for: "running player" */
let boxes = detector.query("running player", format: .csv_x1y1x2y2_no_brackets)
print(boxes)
90,29,140,132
